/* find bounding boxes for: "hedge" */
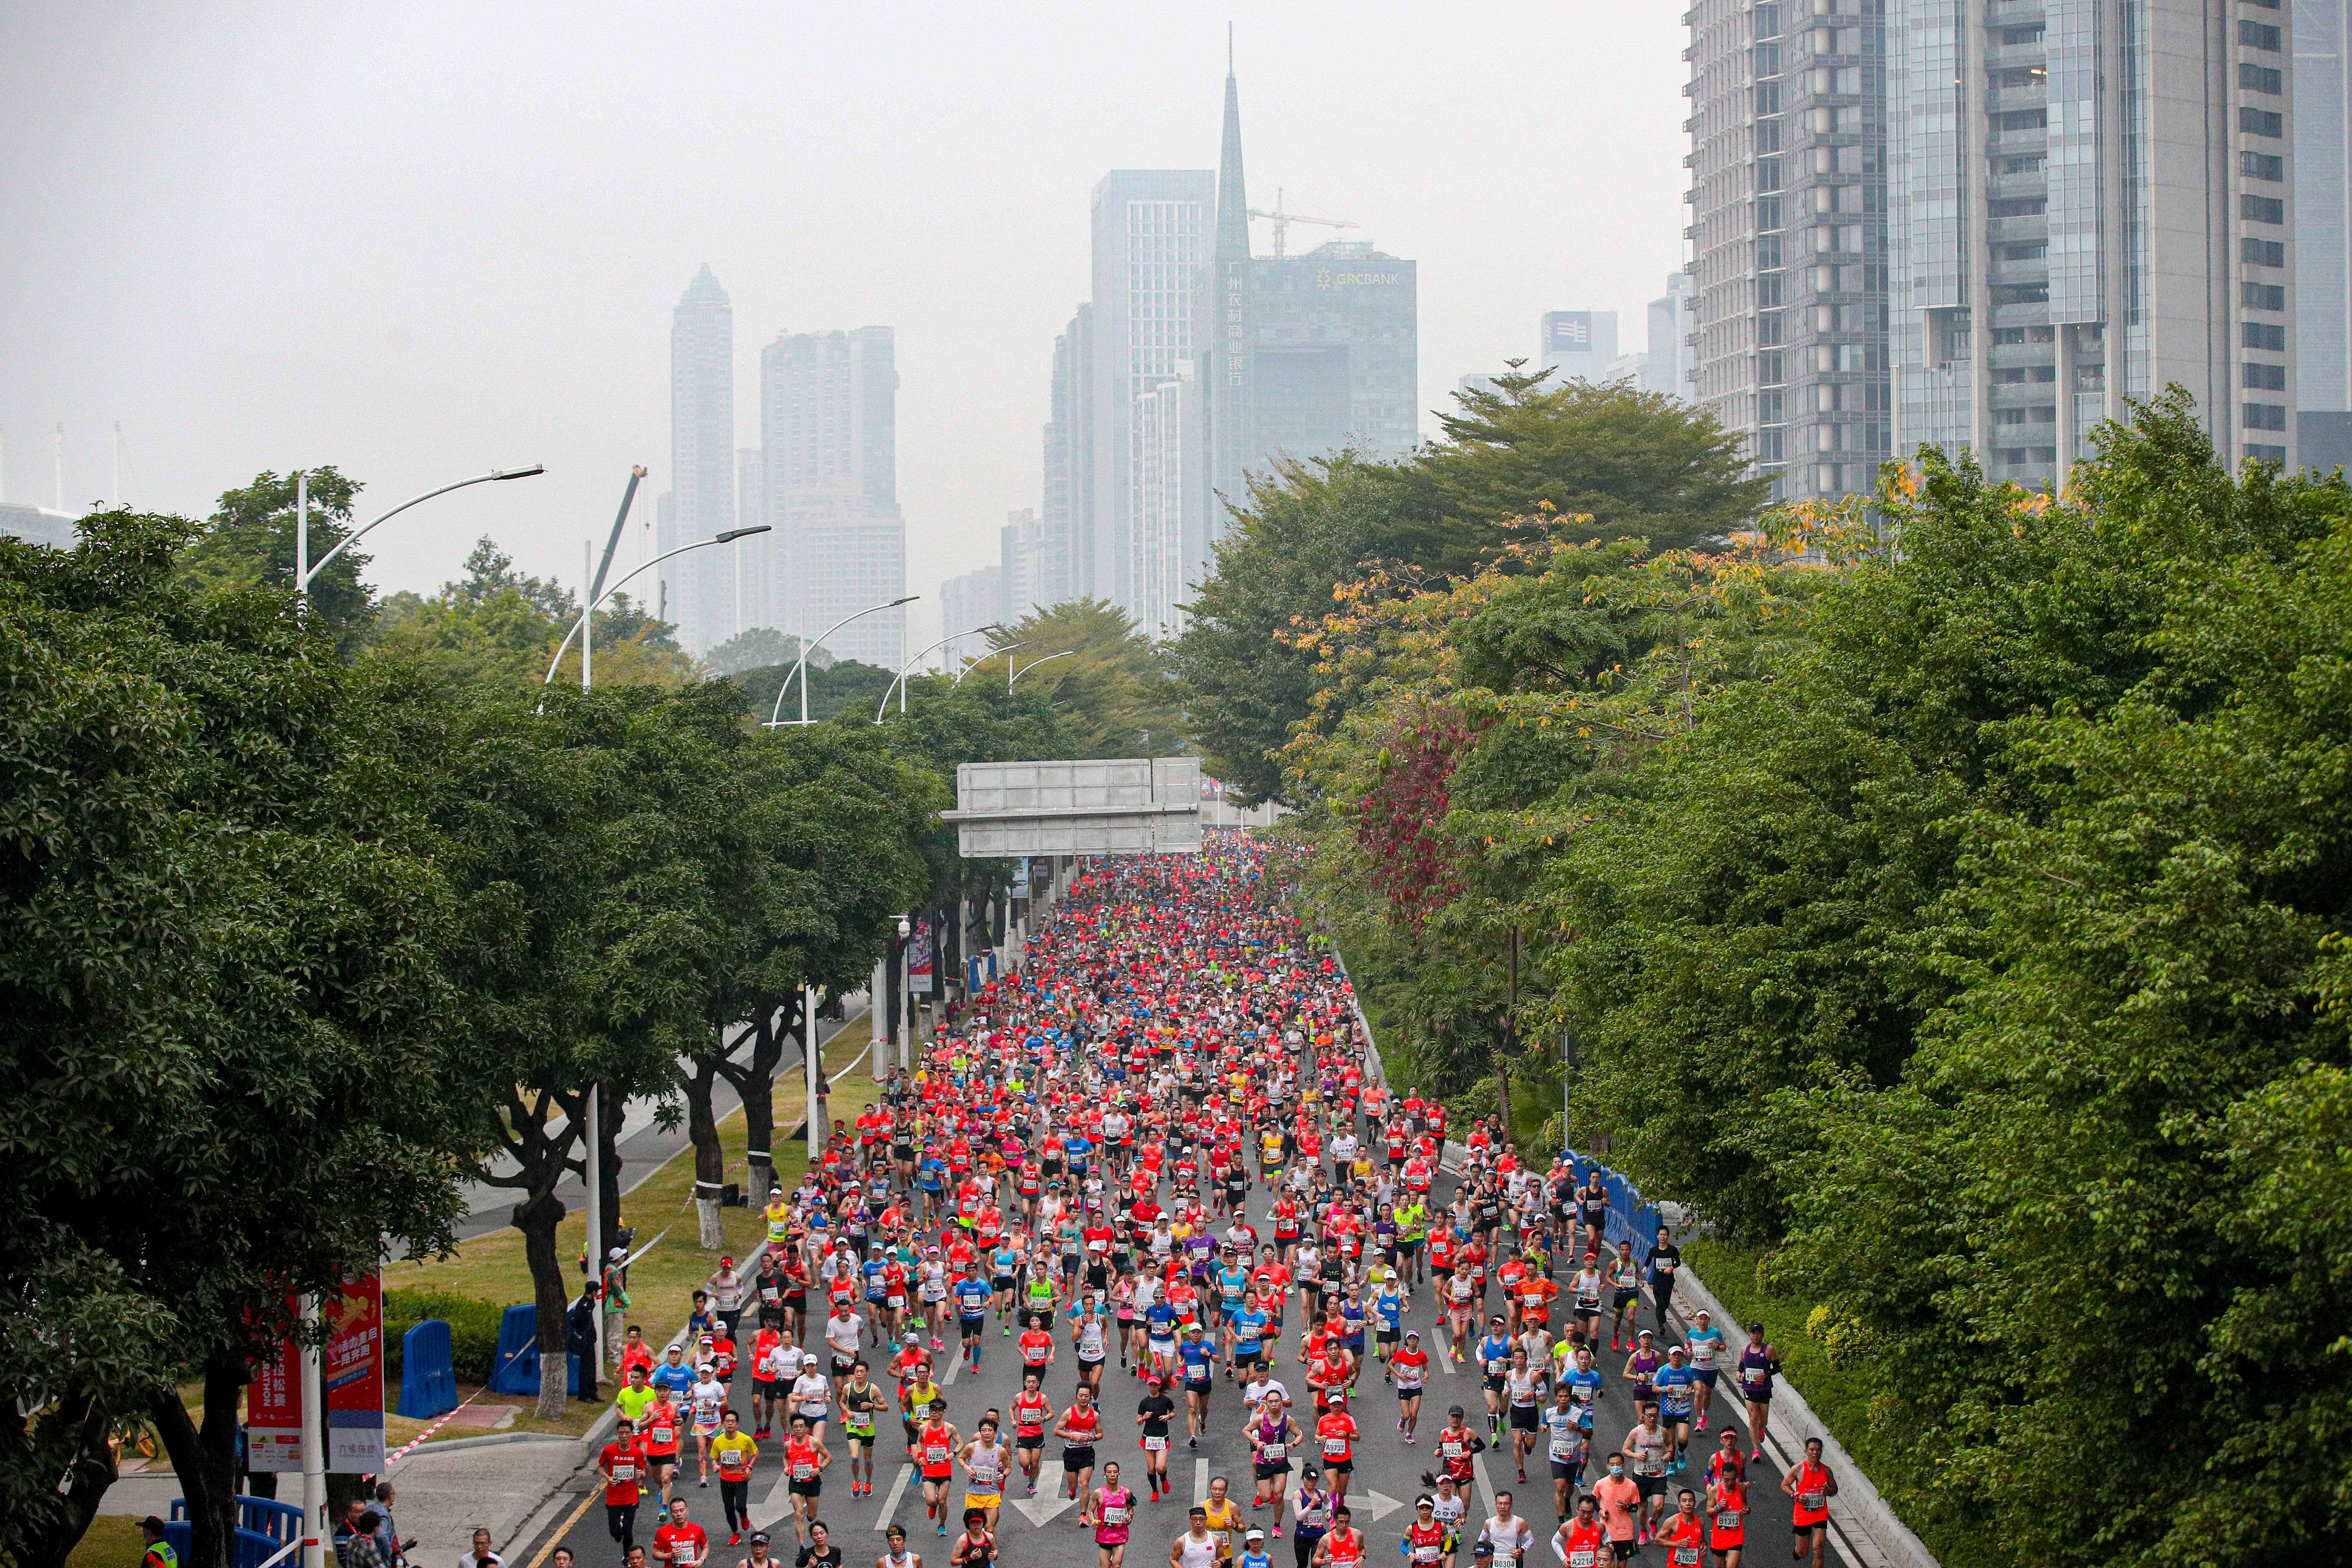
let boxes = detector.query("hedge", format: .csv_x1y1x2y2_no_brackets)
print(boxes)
383,1286,506,1385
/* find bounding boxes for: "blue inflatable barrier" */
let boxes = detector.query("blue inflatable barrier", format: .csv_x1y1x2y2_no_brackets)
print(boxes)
487,1302,577,1395
398,1318,458,1418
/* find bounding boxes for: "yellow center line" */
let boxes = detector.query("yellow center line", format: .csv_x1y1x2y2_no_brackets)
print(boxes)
522,1487,599,1568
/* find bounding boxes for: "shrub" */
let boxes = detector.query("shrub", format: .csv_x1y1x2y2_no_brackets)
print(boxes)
383,1287,505,1385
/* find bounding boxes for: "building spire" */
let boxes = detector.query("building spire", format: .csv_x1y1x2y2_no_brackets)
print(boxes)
1215,30,1249,262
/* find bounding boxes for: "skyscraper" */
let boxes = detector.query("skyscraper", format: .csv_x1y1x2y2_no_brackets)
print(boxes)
666,264,736,654
940,563,1006,647
1038,324,1083,609
1685,0,1891,505
2300,0,2352,472
1191,60,1418,611
1642,273,1699,402
1089,168,1216,619
760,326,906,670
1889,0,2301,482
735,446,767,648
1002,507,1042,621
1539,312,1622,381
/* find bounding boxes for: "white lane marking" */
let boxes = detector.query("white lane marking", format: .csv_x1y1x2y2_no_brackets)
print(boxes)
1471,1451,1500,1519
1194,1456,1210,1503
873,1462,913,1530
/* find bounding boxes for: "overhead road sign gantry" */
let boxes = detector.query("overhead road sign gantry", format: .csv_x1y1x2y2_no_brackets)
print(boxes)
941,757,1203,857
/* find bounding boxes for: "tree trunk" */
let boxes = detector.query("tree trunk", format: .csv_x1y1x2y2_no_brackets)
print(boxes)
597,1087,625,1268
8,1391,118,1568
150,1354,247,1568
716,1003,787,1204
685,1054,726,1250
515,1188,573,1422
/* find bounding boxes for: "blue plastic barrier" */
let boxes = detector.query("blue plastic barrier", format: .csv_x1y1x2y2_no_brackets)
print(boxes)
1564,1150,1665,1269
167,1498,303,1568
398,1318,458,1418
487,1302,577,1395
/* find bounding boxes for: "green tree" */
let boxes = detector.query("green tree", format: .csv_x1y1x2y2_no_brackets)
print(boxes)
178,467,377,653
1,510,473,1568
970,599,1181,757
683,725,935,1232
371,537,685,692
1176,373,1768,805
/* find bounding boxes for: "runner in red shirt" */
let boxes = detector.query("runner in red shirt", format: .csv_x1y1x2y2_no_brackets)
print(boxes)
1010,1371,1053,1497
599,1421,647,1560
649,1498,707,1568
1314,1393,1360,1505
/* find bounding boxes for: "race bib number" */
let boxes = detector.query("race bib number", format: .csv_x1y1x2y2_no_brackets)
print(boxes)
1567,1551,1596,1568
1322,1436,1348,1457
1144,1436,1167,1452
1715,1510,1741,1529
1102,1506,1130,1525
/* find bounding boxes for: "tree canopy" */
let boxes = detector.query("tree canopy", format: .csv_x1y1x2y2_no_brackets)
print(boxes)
1175,368,1769,805
1218,391,2352,1565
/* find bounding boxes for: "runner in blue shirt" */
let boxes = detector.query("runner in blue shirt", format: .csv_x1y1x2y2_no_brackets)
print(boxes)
1225,1299,1269,1377
1178,1325,1217,1446
1562,1345,1605,1433
954,1274,992,1370
1652,1344,1697,1470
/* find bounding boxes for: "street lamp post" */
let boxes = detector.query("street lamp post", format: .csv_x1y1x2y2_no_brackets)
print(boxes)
876,625,1001,722
295,462,543,603
765,595,920,728
1008,649,1076,688
539,526,772,692
539,519,769,1347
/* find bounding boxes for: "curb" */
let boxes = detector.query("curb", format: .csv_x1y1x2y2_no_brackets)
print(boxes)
392,1431,574,1461
1669,1264,1939,1568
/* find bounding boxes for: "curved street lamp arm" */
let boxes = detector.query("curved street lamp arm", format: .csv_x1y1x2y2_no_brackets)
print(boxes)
1009,649,1077,688
304,464,544,588
876,625,1001,723
540,528,771,687
766,594,919,728
953,637,1030,687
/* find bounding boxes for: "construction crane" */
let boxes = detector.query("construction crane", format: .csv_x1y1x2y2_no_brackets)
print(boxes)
1247,187,1359,259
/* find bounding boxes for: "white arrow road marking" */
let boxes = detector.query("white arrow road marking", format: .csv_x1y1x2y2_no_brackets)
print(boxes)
752,1465,794,1531
1349,1489,1407,1524
1010,1492,1078,1527
872,1463,912,1530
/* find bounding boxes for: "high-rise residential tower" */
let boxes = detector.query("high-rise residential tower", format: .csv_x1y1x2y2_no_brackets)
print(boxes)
1686,0,1892,505
1038,322,1084,609
1089,168,1215,619
760,326,906,671
2300,0,2352,472
1191,59,1418,619
666,264,736,654
1889,0,2302,484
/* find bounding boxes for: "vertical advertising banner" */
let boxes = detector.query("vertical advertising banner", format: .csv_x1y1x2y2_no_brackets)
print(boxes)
1011,857,1031,900
909,916,934,995
246,1305,303,1472
325,1273,386,1471
244,1275,386,1473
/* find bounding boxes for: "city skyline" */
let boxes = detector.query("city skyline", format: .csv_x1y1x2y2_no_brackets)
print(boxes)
0,6,1688,609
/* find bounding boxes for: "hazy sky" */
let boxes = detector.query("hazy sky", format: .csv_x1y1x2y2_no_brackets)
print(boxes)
1,2,1687,641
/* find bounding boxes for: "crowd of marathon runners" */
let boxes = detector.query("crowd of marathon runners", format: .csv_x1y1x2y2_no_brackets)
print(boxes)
594,832,1833,1568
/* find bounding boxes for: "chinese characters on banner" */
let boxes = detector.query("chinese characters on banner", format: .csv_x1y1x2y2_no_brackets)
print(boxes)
246,1275,386,1473
909,917,934,995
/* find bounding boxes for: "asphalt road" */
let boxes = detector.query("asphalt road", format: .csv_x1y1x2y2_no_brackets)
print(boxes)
525,1152,1837,1568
